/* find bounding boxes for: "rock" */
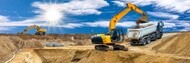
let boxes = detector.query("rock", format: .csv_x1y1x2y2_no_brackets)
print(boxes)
45,42,65,47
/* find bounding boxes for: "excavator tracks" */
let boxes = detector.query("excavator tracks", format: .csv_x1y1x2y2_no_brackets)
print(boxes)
94,45,128,51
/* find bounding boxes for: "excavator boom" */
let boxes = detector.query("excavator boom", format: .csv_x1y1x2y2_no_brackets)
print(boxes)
91,3,149,51
109,3,148,31
20,25,46,35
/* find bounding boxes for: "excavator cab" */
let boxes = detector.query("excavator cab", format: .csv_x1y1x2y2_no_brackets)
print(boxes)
109,29,124,42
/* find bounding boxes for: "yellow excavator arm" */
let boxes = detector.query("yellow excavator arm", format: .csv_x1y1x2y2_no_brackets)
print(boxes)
109,3,148,31
20,25,46,35
91,3,149,51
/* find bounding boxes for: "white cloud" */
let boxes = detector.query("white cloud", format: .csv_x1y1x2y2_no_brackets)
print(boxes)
112,1,125,7
187,10,190,13
0,18,136,29
0,15,14,32
163,22,176,28
0,15,9,22
0,15,190,32
147,11,179,19
179,29,188,31
84,21,109,27
0,19,133,33
32,0,109,15
56,23,84,29
116,22,136,27
116,0,190,13
0,14,187,32
0,27,12,31
62,0,109,15
0,15,80,30
0,15,79,28
122,0,154,6
32,0,109,25
84,21,136,28
162,20,190,32
154,0,190,13
0,20,81,29
177,22,190,27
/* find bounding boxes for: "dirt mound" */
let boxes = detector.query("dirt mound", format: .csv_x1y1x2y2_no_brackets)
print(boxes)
9,49,42,63
0,36,39,62
9,49,190,63
2,33,190,63
0,36,18,63
0,34,91,63
152,32,190,56
33,49,142,63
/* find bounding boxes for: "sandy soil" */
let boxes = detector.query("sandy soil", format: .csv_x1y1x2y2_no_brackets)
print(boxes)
1,32,190,63
0,34,91,63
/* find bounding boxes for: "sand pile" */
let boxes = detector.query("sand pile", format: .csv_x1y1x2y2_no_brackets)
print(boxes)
0,34,91,63
2,33,190,63
9,49,42,63
0,36,18,63
33,49,143,63
15,49,188,63
152,32,190,56
0,36,41,62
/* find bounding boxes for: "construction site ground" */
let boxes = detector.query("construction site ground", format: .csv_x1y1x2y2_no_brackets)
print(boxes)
1,32,190,63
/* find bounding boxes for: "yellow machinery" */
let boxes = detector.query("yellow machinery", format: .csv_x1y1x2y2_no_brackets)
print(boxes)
20,25,47,35
91,3,148,51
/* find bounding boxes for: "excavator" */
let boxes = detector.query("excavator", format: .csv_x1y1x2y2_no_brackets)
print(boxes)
19,25,47,35
91,3,148,51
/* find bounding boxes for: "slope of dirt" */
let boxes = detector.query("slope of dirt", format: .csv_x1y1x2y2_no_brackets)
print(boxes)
0,36,21,63
34,49,143,63
152,32,190,56
0,34,91,63
2,32,190,63
9,49,42,63
10,48,190,63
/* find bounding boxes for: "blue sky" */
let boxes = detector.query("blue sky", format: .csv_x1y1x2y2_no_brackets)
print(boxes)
0,0,190,34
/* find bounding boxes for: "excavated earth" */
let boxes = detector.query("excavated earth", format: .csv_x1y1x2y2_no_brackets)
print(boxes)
1,32,190,63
